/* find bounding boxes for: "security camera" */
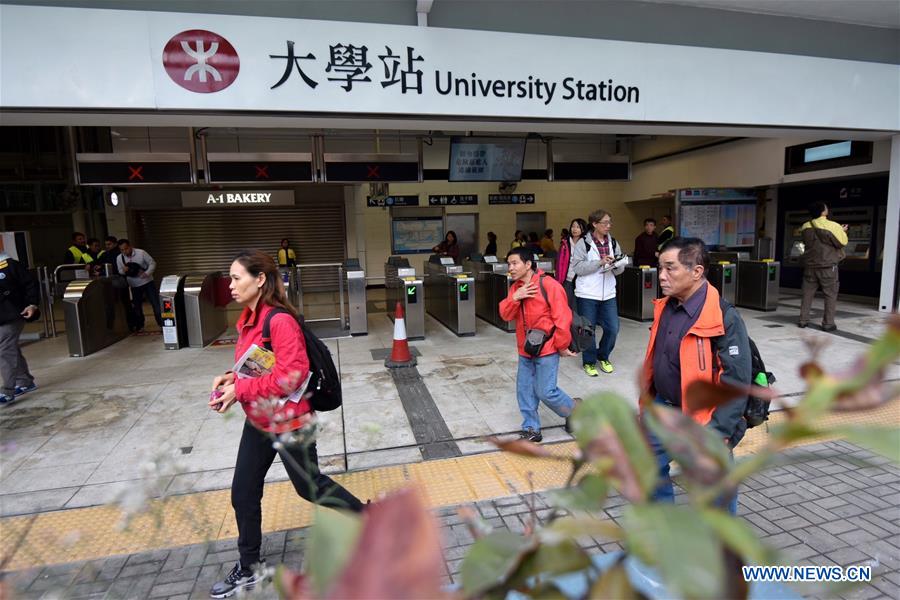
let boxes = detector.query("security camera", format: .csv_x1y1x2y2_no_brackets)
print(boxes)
498,181,517,194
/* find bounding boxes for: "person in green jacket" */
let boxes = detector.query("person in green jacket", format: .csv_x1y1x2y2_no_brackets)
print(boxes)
798,202,848,332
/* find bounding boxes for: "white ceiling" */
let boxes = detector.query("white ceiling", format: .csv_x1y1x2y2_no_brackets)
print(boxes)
639,0,900,29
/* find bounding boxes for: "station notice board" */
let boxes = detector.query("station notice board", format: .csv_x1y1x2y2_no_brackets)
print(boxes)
677,188,757,248
391,216,444,254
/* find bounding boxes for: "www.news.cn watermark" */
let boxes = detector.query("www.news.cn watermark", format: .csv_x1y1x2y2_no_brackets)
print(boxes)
743,565,872,583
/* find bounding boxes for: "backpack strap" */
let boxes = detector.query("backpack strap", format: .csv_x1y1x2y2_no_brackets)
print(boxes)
261,307,291,352
518,274,556,335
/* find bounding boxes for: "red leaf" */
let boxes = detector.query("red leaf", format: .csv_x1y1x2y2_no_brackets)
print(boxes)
325,488,450,600
683,380,747,413
278,566,311,599
799,362,824,380
490,437,556,459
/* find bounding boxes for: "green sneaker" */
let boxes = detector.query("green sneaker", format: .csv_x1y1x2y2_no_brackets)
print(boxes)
599,360,614,374
583,364,599,377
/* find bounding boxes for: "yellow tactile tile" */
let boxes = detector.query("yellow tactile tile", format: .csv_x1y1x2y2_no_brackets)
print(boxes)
2,403,896,572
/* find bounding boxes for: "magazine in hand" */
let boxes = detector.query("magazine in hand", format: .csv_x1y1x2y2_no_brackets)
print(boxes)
233,344,312,406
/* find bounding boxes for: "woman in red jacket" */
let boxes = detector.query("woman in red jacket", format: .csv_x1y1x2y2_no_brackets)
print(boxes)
208,250,363,598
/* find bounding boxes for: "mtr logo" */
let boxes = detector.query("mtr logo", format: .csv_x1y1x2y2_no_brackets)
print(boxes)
162,29,239,93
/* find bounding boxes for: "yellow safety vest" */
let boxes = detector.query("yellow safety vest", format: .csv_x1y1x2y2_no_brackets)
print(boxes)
657,226,675,251
277,248,296,266
69,245,93,264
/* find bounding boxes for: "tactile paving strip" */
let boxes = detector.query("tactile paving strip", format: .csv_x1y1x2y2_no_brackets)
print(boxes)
1,402,896,571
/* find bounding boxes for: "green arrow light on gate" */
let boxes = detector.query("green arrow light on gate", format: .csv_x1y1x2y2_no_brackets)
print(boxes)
407,287,415,295
459,283,468,293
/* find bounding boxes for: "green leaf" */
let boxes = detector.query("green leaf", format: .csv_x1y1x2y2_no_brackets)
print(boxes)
508,539,593,590
623,504,725,599
532,540,592,576
550,474,609,513
459,530,536,596
306,507,362,596
589,562,637,599
571,393,657,501
539,516,623,545
644,405,731,487
700,508,775,566
795,322,900,421
833,425,900,463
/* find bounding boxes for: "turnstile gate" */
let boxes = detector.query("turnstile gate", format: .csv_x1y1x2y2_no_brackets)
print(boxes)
736,260,780,311
535,258,555,277
617,266,657,322
279,267,300,308
343,259,367,336
184,272,228,347
385,256,425,340
464,256,514,332
425,256,476,337
160,275,188,349
708,262,737,305
62,277,130,357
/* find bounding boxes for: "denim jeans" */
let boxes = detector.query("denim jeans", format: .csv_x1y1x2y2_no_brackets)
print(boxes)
645,396,738,514
576,296,620,364
516,353,575,432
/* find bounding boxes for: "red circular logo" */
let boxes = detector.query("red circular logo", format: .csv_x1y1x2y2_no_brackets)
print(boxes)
163,29,239,93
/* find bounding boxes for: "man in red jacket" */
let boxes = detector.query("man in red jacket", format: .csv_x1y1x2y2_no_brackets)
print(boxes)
499,247,579,442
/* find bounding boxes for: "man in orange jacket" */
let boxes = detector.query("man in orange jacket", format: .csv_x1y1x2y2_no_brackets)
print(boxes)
500,247,579,442
641,237,752,513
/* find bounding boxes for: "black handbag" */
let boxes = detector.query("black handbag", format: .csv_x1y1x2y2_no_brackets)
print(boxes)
569,312,594,353
520,275,556,357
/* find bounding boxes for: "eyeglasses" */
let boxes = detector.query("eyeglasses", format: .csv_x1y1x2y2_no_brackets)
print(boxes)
596,220,612,225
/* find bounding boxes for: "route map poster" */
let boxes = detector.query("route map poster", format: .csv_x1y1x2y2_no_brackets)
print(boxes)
391,216,444,254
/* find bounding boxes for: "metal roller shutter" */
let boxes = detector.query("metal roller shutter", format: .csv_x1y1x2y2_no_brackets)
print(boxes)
133,203,346,292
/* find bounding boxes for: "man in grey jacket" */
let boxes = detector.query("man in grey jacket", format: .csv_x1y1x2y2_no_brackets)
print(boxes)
571,209,629,376
117,239,162,332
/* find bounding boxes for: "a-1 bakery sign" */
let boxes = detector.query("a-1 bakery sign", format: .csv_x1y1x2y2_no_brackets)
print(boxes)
182,190,295,207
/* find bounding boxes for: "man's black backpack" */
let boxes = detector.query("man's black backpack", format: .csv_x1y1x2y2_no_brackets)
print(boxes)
262,308,342,412
715,298,775,428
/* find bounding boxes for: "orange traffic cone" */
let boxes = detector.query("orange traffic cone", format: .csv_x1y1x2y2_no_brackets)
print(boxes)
385,301,417,368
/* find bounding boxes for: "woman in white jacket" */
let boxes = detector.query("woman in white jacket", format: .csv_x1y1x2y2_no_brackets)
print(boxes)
571,209,629,376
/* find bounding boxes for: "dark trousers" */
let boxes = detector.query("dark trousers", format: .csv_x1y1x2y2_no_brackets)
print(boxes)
232,421,363,567
800,265,839,327
576,296,620,364
0,319,34,396
131,281,162,329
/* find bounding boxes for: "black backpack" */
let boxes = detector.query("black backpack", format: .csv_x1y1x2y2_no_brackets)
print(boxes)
262,308,342,412
714,298,775,428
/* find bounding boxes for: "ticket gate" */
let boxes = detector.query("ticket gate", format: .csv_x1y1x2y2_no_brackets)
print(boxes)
708,262,737,305
62,277,130,357
183,272,228,347
617,266,657,322
535,258,555,276
159,275,188,349
279,267,300,308
736,260,780,311
385,256,425,340
425,255,476,336
343,259,367,336
464,255,514,332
